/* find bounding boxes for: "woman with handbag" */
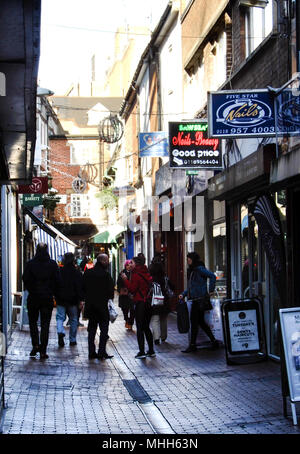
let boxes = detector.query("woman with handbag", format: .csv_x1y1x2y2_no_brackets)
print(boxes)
179,252,219,353
117,260,134,331
121,256,155,359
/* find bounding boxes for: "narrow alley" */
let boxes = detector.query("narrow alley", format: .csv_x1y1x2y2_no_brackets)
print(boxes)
2,301,299,435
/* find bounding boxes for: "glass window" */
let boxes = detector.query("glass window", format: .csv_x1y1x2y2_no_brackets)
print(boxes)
245,2,273,58
70,194,90,217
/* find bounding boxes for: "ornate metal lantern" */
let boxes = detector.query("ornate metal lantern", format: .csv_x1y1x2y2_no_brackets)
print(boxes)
98,114,124,143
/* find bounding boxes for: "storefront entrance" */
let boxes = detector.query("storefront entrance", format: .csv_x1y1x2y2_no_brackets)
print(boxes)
229,191,287,360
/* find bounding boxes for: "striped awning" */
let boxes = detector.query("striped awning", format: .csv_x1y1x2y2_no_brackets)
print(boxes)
36,227,75,262
24,207,76,262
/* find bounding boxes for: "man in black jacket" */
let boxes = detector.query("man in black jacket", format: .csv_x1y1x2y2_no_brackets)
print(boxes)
22,243,61,359
83,254,115,360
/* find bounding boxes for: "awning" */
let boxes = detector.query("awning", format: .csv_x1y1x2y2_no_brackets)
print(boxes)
24,207,77,261
90,225,124,244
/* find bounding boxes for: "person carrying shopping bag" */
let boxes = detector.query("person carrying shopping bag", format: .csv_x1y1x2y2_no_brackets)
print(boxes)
121,256,155,359
117,259,134,331
179,252,219,353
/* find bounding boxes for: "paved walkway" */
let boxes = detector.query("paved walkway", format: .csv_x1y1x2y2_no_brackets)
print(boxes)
2,297,300,435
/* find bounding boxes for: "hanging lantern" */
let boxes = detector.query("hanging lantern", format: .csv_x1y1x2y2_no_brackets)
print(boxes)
98,114,124,143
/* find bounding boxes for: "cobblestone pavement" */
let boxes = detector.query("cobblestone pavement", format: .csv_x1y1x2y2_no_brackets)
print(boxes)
2,297,300,435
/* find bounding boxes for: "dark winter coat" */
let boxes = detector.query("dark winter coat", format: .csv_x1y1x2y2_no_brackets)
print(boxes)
182,265,216,300
56,263,84,307
83,262,115,320
117,269,132,308
123,264,152,304
22,250,61,303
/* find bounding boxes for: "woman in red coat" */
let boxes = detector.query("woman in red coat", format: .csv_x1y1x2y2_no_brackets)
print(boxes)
121,256,155,359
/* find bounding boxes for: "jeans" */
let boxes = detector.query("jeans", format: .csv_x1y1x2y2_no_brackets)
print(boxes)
27,297,53,354
190,300,215,345
87,318,109,356
134,301,153,353
150,314,168,341
56,305,78,343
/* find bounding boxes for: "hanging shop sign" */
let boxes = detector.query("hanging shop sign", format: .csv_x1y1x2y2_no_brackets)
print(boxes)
168,121,222,169
279,308,300,425
222,298,267,365
208,89,276,138
18,176,49,194
139,132,169,157
22,194,43,207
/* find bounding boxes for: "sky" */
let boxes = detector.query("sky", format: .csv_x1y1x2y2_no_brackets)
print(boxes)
38,0,169,95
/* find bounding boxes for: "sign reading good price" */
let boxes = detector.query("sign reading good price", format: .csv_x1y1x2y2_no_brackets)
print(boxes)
168,121,222,169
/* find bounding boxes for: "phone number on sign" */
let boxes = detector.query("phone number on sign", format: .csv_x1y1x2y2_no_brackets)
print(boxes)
216,126,275,135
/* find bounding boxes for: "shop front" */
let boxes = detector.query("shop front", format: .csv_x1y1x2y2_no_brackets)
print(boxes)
208,144,286,360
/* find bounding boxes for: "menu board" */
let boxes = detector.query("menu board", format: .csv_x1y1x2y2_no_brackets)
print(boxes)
279,308,300,402
228,309,260,353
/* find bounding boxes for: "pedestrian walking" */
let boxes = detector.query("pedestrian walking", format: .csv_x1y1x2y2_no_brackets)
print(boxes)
56,252,84,348
121,256,155,359
22,243,61,359
83,254,114,360
148,257,173,345
179,252,219,353
117,259,134,331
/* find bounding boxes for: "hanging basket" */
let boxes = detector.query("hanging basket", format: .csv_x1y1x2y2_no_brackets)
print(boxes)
98,115,124,143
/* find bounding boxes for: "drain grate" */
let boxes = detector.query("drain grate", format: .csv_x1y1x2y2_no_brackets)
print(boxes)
122,379,152,404
29,383,73,391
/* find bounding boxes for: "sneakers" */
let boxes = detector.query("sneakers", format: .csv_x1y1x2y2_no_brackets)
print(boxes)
146,351,156,358
135,352,146,359
30,346,40,357
181,345,197,353
58,333,65,348
70,341,77,346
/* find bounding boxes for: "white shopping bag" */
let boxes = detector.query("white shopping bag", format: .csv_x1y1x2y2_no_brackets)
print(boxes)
108,299,118,323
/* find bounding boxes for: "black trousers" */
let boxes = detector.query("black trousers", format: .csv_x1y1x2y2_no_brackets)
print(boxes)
190,300,215,345
27,297,54,354
134,301,153,353
87,318,109,356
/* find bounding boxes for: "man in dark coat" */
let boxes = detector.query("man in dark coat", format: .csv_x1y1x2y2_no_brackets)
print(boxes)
83,254,115,360
22,243,61,359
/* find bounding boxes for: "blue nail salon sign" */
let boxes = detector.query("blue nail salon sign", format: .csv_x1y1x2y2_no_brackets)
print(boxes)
139,132,169,157
208,90,276,138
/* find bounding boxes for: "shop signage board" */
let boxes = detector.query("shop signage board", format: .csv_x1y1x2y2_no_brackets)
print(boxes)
18,176,48,194
208,89,300,138
22,194,43,207
222,298,267,365
279,308,300,425
208,90,276,138
139,132,168,157
168,121,222,169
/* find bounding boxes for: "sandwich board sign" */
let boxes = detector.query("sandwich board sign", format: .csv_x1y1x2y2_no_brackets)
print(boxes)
279,307,300,425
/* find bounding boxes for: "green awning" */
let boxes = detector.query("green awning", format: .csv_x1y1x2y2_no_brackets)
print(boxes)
91,224,124,244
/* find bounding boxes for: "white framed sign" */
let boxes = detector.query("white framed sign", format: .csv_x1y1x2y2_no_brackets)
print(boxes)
279,307,300,425
228,309,260,353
